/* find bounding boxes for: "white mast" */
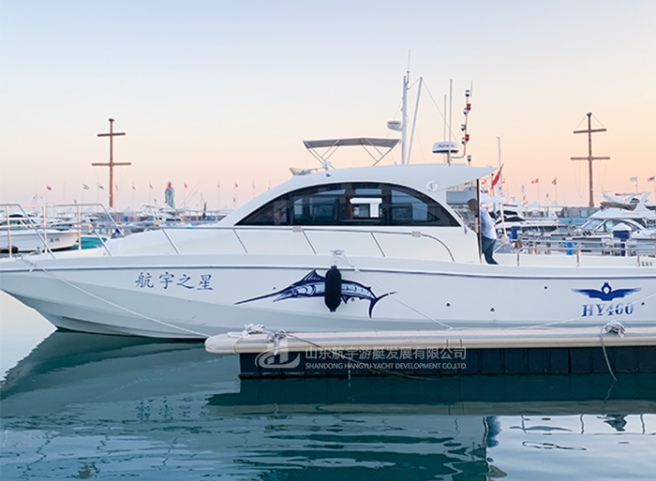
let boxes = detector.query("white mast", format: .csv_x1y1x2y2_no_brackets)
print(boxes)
447,79,453,165
401,73,408,165
407,77,422,164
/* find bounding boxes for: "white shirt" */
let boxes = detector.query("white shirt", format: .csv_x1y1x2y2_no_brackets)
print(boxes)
480,209,497,240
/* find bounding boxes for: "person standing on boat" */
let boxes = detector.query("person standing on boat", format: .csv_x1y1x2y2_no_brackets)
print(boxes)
468,198,498,265
164,182,175,209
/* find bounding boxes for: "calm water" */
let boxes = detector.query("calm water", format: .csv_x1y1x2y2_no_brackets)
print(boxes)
1,291,656,480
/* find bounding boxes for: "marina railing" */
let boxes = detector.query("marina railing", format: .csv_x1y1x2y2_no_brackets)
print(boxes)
119,225,459,262
508,237,655,267
5,210,654,268
1,203,122,258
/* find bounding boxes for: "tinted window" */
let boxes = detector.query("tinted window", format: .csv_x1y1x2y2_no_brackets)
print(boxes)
238,182,460,227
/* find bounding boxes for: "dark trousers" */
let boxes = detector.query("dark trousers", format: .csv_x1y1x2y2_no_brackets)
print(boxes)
481,236,498,265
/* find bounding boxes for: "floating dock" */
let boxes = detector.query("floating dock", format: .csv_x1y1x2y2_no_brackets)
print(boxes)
205,326,656,379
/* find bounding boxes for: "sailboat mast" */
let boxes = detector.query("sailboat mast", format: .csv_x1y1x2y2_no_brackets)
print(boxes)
401,73,408,165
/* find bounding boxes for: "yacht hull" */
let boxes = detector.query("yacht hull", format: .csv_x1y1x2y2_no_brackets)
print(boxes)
0,229,79,252
1,251,655,339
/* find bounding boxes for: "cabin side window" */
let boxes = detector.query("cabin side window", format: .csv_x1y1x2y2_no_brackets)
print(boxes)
238,182,459,227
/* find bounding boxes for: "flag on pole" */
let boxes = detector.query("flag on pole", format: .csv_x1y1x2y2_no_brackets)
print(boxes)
184,183,188,188
235,182,238,188
648,176,655,182
98,184,104,190
217,183,221,188
46,185,52,191
552,178,557,186
83,184,90,190
115,184,119,191
149,183,153,189
132,184,136,190
629,177,638,182
531,178,539,184
491,164,504,189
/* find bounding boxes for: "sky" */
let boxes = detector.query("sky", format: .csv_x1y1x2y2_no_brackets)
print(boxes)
1,0,655,212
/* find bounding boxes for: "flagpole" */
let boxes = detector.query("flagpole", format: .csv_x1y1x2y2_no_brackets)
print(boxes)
496,137,502,197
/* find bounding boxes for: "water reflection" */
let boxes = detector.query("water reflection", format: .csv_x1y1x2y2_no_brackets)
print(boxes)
1,331,655,480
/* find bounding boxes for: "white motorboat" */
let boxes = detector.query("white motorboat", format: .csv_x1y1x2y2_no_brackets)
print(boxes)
0,212,79,253
549,192,656,254
1,157,654,339
494,204,562,239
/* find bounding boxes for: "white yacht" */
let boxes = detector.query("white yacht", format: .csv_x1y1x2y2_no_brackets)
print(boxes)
0,158,654,339
494,203,562,238
550,192,656,254
0,212,79,253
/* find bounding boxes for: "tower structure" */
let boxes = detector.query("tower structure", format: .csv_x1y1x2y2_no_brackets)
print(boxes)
92,119,131,208
571,113,609,207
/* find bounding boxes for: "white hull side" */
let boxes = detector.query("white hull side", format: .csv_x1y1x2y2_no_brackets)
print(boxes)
0,230,79,252
1,251,655,339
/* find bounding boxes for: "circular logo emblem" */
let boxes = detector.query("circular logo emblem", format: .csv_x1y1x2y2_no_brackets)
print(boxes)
426,181,439,192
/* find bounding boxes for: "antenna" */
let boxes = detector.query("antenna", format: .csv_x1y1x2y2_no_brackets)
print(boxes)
401,73,408,165
448,80,453,165
407,77,422,164
451,87,472,160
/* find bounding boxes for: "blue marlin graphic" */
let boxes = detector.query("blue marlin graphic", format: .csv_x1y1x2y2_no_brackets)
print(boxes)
572,282,641,301
235,270,395,317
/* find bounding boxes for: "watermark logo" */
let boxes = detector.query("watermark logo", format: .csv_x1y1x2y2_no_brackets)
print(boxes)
254,345,467,371
254,339,301,369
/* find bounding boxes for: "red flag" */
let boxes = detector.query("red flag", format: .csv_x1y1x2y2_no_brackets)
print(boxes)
552,178,557,185
531,178,539,184
235,182,238,188
132,184,136,190
46,185,52,191
491,164,504,189
184,183,188,188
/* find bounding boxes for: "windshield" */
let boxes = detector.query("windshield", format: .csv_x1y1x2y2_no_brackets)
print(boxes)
581,218,603,231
